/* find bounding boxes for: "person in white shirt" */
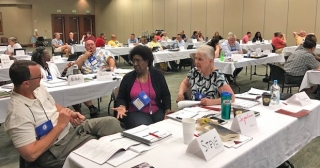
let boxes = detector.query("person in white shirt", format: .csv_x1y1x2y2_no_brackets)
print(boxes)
6,37,22,56
4,60,122,167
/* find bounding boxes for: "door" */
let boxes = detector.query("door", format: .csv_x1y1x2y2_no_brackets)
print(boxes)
69,17,80,43
52,16,65,42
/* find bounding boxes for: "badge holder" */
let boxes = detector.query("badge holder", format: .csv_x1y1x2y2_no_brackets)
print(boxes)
195,92,206,101
132,91,151,112
35,120,53,140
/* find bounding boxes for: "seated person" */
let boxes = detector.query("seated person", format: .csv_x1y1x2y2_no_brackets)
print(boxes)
197,30,205,42
31,47,82,112
293,30,306,46
52,32,71,57
4,60,122,167
180,30,187,41
284,39,320,94
207,38,220,58
108,34,121,47
171,34,185,70
272,32,287,54
139,37,148,46
212,32,223,40
128,33,139,45
191,31,199,40
81,31,96,43
112,45,171,129
6,37,22,56
220,35,243,82
242,31,252,44
149,35,168,72
74,40,116,117
252,31,263,43
67,32,78,45
155,31,162,41
96,33,107,47
161,32,170,41
176,45,235,105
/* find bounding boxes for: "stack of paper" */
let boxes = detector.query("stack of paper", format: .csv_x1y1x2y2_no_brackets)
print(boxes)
167,109,199,122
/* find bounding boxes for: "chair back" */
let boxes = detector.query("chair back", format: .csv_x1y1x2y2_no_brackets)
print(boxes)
1,37,8,44
267,63,285,86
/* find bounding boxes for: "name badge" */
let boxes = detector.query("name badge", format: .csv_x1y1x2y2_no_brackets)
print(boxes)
35,120,53,140
89,56,97,66
132,91,151,111
47,75,52,81
195,92,206,101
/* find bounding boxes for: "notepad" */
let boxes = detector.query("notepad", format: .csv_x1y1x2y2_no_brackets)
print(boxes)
167,109,199,122
122,125,172,146
232,99,260,109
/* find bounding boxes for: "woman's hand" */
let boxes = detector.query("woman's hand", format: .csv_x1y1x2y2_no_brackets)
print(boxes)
111,105,127,119
164,109,174,120
200,98,216,106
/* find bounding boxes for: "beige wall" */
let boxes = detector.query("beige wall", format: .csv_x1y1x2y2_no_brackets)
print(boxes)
0,0,95,44
95,0,320,46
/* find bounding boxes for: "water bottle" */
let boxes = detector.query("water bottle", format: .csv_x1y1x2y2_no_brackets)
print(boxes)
73,64,79,75
221,92,232,119
219,51,225,61
247,51,251,58
270,80,280,105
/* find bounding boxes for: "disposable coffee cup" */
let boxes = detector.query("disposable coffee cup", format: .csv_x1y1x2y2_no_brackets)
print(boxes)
262,92,271,106
182,118,196,145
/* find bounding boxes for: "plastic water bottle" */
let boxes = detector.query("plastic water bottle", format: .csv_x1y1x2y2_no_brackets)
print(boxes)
73,64,79,75
270,80,280,105
220,51,225,61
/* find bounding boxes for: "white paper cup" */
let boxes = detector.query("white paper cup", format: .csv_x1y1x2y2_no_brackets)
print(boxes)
182,118,196,144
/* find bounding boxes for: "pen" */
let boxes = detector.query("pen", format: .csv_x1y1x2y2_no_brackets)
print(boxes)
176,117,182,120
194,134,199,137
282,102,288,105
149,132,160,138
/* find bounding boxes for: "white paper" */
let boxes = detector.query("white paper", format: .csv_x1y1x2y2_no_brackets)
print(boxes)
286,92,312,107
248,87,270,95
231,111,258,135
177,100,201,110
223,134,253,148
232,99,260,109
15,50,25,56
67,74,84,86
167,109,198,121
107,150,139,167
1,55,13,68
231,54,243,61
52,56,63,62
186,129,224,161
96,71,113,81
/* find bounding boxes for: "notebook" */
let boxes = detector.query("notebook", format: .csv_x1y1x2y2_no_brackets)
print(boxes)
122,125,172,146
167,109,199,122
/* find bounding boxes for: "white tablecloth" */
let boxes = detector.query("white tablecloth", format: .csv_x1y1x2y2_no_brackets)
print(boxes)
214,53,285,75
0,60,70,82
282,45,320,56
0,80,121,123
63,100,320,168
153,49,197,63
241,43,273,52
159,41,174,46
0,46,6,54
72,45,134,57
300,70,320,91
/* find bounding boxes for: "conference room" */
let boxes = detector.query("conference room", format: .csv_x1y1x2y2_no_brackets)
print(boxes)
1,0,320,167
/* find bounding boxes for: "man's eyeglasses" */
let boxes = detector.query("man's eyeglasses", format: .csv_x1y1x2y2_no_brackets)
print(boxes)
132,59,144,64
28,75,43,81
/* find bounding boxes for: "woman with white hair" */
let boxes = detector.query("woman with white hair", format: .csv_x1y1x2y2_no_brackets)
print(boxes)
176,45,235,105
6,37,22,56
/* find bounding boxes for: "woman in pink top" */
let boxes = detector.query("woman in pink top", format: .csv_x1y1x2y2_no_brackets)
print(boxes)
112,45,172,129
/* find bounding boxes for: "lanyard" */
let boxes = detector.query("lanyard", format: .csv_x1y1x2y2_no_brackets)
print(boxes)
138,72,152,114
25,99,49,123
44,66,51,76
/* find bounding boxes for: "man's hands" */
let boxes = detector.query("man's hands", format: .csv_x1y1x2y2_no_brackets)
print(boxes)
70,112,85,127
84,51,93,59
57,108,85,129
111,105,127,119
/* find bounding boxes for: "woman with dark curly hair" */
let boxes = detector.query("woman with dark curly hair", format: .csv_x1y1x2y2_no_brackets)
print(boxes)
252,31,263,43
112,45,172,129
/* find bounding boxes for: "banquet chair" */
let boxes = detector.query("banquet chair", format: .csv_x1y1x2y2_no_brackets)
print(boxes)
267,63,300,93
1,37,8,45
108,86,120,116
51,46,63,56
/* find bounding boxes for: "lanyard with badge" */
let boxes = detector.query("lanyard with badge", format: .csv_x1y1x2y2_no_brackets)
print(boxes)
88,53,98,66
194,74,210,101
230,45,237,51
131,73,152,114
44,66,52,80
25,100,53,140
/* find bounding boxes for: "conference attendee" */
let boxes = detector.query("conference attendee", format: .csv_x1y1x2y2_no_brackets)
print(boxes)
139,37,148,46
149,34,163,50
212,32,223,40
191,31,198,40
31,47,82,112
108,34,121,47
112,45,171,129
67,32,77,45
221,35,243,82
6,37,22,56
272,32,287,54
96,33,106,47
127,33,139,45
242,31,252,44
252,31,263,43
31,31,38,48
161,32,170,41
74,40,115,117
207,38,220,58
52,32,71,57
176,45,235,105
81,31,96,43
4,60,123,167
180,30,187,41
197,30,205,42
155,31,161,41
172,34,185,48
284,39,320,94
293,30,306,46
